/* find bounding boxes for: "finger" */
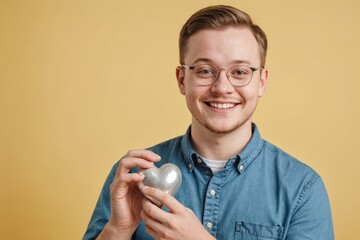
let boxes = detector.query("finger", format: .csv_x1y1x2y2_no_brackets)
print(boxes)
144,225,157,240
140,208,165,234
115,157,155,179
143,222,161,240
115,150,160,176
142,197,168,219
117,172,145,183
124,149,161,161
141,186,183,216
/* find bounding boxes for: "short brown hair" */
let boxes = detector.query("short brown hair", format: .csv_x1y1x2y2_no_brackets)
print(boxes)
179,5,268,67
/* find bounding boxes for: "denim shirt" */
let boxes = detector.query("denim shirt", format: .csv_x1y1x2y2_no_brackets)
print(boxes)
83,124,334,240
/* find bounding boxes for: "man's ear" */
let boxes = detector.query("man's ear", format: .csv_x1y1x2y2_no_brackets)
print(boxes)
258,68,268,97
176,66,186,95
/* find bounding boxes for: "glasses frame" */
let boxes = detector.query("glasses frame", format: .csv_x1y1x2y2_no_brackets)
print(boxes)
182,64,262,87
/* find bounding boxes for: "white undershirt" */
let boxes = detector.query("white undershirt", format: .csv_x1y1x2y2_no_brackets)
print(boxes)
202,158,228,174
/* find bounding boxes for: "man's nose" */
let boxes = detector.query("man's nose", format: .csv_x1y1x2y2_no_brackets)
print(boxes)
211,69,234,94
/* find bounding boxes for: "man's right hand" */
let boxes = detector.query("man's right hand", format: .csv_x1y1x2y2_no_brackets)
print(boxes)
96,149,161,240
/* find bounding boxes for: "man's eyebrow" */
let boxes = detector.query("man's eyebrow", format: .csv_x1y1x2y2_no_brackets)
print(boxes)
191,58,254,66
191,58,213,65
232,59,253,65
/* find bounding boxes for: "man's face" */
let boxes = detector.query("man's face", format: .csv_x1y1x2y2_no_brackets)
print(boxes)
176,26,268,135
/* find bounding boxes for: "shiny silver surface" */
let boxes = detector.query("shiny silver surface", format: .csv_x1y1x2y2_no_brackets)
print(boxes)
138,163,182,206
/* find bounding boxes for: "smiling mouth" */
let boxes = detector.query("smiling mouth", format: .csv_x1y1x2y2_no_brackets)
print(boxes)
208,102,236,109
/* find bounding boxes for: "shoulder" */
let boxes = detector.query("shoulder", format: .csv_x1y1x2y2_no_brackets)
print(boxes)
261,140,321,189
263,140,316,171
147,135,183,153
260,140,331,213
261,142,335,237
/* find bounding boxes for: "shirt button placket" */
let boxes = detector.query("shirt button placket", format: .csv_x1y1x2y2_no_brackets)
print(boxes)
202,174,221,236
239,165,244,171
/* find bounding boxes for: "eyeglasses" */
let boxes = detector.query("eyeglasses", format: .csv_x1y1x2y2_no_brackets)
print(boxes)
182,64,262,87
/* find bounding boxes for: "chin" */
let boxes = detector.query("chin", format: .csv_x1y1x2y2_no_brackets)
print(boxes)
204,122,243,135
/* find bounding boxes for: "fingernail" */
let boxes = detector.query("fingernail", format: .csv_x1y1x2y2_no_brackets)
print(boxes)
145,161,154,167
151,153,161,160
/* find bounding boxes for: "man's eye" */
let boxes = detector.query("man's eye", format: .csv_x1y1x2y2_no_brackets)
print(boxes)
198,69,213,74
231,68,250,78
195,67,216,78
233,69,246,75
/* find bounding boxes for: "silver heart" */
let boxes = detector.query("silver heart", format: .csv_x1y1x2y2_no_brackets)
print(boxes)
138,163,182,206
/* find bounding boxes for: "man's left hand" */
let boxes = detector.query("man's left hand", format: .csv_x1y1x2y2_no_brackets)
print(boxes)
139,185,216,240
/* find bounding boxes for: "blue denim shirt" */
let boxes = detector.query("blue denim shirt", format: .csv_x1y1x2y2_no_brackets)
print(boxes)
83,124,334,240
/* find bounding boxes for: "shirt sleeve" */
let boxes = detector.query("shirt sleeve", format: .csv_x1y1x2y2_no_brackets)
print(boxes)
82,163,118,240
286,174,334,240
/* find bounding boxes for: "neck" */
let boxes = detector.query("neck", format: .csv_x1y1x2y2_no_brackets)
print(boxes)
191,120,253,160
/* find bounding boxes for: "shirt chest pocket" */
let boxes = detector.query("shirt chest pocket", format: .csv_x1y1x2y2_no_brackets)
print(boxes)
234,221,284,240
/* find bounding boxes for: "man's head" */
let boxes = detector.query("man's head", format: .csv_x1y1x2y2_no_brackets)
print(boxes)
179,5,267,67
176,5,269,135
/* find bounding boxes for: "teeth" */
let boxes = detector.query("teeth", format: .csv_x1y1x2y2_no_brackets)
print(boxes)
209,103,235,109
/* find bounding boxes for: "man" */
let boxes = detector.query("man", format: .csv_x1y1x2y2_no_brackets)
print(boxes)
83,5,334,240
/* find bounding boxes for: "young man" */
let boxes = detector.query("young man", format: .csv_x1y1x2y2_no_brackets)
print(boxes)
83,5,334,240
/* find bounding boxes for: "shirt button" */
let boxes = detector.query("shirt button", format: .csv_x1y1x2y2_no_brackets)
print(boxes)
210,189,216,196
188,163,192,169
239,165,244,171
197,158,202,164
206,222,213,229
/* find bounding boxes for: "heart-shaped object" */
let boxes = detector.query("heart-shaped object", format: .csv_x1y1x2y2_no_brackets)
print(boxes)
138,163,182,206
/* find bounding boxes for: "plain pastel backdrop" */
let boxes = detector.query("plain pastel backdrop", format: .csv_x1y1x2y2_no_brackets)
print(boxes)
1,0,359,239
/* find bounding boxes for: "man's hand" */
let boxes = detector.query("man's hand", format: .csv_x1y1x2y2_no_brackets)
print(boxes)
97,149,161,240
139,185,216,240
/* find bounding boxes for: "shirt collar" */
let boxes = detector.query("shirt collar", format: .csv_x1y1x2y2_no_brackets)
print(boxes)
180,126,197,172
180,123,264,174
236,123,264,173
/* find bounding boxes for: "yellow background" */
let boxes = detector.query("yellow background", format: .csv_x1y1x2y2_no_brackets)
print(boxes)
1,0,359,239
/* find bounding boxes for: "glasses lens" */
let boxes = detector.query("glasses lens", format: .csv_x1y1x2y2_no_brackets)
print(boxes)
193,64,217,85
228,65,253,87
187,64,256,87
